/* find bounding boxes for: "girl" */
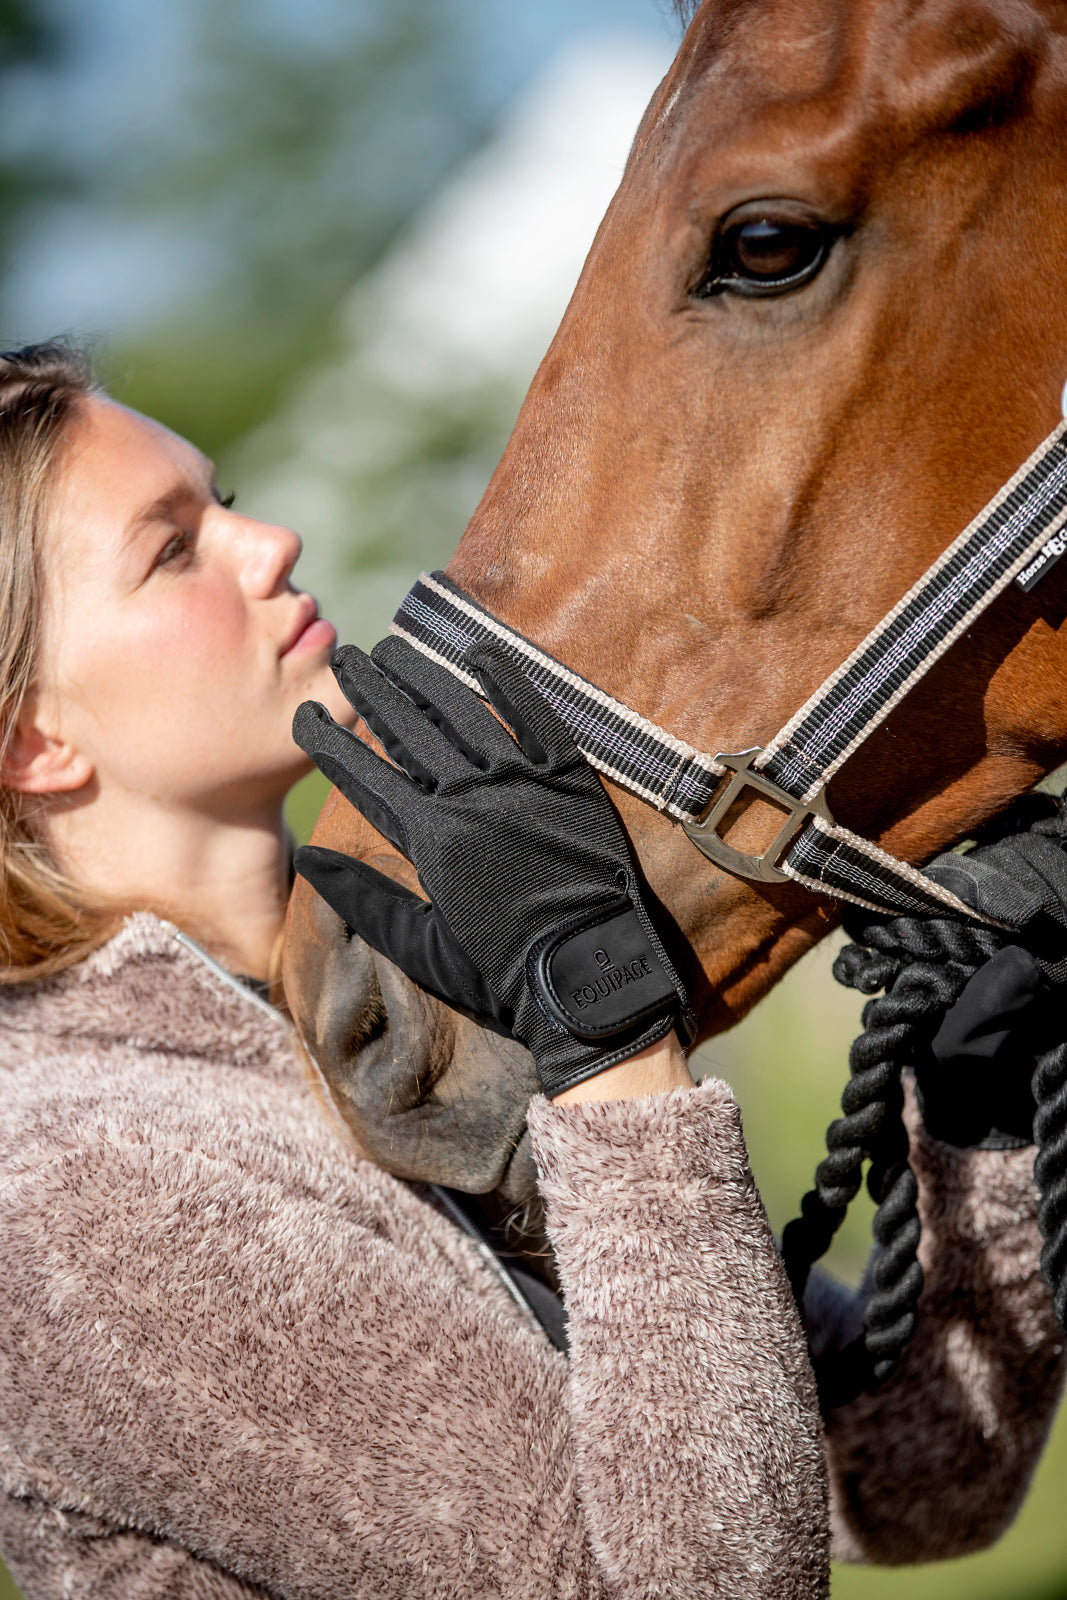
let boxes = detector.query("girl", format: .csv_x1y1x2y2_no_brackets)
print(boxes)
0,341,1057,1600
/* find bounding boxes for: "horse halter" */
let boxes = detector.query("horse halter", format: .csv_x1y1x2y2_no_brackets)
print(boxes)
392,421,1067,924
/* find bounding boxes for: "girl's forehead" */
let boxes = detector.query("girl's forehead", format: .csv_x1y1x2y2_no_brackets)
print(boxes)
50,397,209,573
62,396,204,500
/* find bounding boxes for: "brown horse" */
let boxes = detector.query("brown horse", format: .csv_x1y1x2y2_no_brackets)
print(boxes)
283,0,1067,1212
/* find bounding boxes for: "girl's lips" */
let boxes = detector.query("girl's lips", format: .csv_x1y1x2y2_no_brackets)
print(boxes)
283,610,337,658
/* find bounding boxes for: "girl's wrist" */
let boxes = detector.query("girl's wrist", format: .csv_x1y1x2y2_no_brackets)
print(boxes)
550,1033,694,1105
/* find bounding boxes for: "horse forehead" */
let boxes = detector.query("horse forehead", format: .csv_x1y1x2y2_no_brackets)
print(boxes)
871,0,1057,130
670,0,1060,163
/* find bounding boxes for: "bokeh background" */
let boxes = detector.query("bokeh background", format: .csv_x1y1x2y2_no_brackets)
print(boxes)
0,2,1064,1595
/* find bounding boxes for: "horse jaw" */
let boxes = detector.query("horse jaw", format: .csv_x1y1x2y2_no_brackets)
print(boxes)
285,0,1067,1195
285,788,541,1198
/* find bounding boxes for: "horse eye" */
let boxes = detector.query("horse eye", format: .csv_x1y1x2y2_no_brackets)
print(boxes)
698,218,832,299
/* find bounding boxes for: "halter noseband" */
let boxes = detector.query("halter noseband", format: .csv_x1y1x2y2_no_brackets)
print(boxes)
392,420,1067,924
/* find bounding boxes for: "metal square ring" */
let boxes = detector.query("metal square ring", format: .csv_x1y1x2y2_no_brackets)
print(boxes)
681,748,834,884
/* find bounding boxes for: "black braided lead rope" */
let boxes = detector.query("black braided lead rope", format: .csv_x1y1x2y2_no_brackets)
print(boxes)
781,915,1003,1409
1034,1041,1067,1332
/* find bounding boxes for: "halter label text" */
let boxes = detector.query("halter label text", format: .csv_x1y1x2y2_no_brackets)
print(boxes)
1016,528,1067,592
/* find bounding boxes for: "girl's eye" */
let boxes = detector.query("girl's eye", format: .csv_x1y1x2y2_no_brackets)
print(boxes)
153,530,192,571
218,490,236,509
696,217,834,299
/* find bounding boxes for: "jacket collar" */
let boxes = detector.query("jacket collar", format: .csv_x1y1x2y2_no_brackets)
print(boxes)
0,913,293,1065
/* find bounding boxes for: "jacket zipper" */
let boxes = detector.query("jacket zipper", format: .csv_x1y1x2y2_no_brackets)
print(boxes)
172,930,284,1025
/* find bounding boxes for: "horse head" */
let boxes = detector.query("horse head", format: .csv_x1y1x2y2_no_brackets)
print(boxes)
283,0,1067,1205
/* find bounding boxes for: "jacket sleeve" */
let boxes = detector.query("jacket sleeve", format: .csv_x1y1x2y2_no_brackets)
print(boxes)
528,1080,829,1600
807,1084,1065,1564
0,1077,828,1600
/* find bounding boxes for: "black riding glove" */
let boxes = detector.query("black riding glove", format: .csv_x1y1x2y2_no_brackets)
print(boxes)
292,636,694,1099
922,944,1050,1147
917,800,1067,1148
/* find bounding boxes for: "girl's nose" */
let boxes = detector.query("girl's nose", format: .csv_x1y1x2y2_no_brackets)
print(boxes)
238,517,303,598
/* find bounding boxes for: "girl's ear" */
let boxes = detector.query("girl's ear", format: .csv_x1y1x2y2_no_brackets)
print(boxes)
1,697,93,796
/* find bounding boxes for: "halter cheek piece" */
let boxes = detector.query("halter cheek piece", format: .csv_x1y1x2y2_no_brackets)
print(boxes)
393,421,1067,925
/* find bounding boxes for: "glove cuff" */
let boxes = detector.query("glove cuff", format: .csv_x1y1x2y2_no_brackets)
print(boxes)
524,890,695,1099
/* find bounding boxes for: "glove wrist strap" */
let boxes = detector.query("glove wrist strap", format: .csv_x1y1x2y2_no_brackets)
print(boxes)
528,898,681,1042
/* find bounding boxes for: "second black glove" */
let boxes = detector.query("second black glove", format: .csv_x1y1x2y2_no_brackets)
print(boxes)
917,799,1067,1147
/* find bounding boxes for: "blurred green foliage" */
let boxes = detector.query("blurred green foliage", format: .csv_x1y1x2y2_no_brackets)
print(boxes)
0,0,49,61
104,0,486,463
286,765,334,845
0,0,67,259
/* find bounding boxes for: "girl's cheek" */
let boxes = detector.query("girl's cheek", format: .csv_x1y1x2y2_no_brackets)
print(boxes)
138,582,251,671
59,585,251,725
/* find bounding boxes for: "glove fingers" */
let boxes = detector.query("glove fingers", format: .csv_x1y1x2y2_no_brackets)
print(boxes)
294,846,504,1024
332,645,474,789
924,851,1045,927
293,700,415,855
469,642,579,769
371,635,521,771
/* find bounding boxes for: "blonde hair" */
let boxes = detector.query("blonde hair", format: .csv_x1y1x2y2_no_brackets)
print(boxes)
0,340,127,982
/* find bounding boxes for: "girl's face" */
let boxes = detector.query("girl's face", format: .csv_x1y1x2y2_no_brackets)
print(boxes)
39,394,354,812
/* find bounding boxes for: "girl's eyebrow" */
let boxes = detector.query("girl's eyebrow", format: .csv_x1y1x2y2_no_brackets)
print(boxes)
122,470,214,547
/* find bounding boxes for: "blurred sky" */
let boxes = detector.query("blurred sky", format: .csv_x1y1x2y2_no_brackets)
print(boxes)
2,0,675,339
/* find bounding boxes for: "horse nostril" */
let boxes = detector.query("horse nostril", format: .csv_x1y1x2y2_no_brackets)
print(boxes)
343,993,388,1057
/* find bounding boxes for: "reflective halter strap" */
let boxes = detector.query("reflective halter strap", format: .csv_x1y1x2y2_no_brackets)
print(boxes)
391,420,1067,924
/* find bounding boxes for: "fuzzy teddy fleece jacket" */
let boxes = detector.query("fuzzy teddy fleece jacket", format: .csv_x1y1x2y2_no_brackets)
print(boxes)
0,914,1063,1600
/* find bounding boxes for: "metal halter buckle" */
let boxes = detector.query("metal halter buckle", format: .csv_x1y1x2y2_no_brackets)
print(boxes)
681,748,835,884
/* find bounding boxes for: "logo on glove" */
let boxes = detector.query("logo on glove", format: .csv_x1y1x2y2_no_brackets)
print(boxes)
535,904,679,1041
572,946,655,1009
